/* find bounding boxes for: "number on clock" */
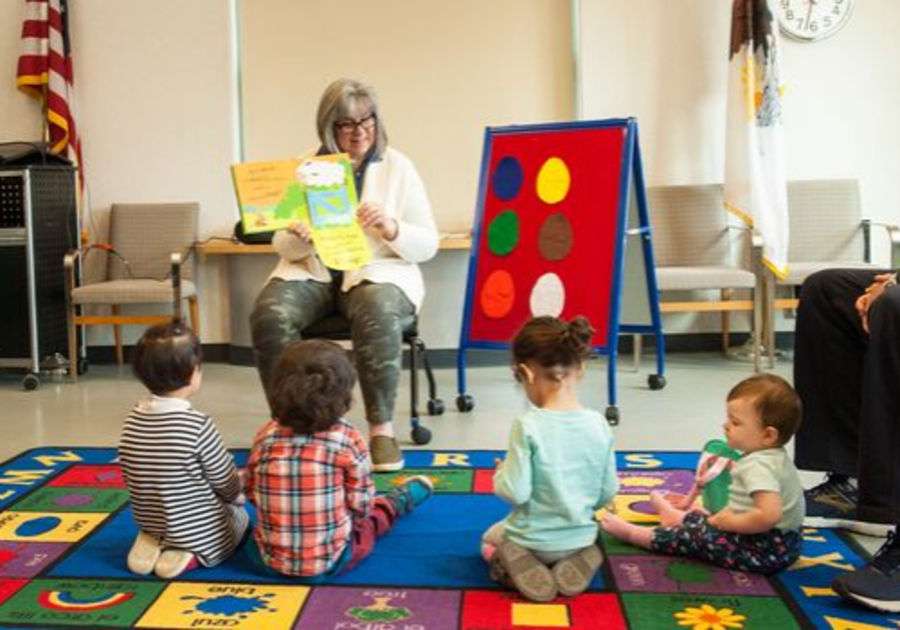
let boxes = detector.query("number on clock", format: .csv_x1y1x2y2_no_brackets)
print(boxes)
777,0,854,42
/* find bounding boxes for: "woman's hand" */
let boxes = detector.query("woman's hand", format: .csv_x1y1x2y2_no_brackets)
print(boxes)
285,221,313,244
856,273,896,333
357,202,398,241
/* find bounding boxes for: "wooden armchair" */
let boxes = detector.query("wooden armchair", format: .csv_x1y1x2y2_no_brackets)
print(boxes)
64,202,200,379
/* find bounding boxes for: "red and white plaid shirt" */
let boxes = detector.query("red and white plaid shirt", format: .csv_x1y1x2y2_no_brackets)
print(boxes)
245,418,373,576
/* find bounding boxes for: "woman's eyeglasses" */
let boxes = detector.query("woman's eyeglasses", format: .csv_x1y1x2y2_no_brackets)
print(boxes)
335,115,376,133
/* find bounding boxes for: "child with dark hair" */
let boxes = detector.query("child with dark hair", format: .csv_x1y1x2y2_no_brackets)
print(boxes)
245,339,433,579
120,321,248,579
484,316,619,602
602,373,805,575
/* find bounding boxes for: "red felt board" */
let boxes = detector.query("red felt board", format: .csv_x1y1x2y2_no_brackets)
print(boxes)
465,126,626,347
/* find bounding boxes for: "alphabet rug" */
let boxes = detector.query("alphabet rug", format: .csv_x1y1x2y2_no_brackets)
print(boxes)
0,448,896,629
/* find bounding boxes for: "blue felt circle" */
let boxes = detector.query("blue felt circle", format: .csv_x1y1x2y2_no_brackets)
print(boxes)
492,157,524,201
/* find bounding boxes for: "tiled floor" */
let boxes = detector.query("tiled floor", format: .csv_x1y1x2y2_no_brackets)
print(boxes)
0,351,792,462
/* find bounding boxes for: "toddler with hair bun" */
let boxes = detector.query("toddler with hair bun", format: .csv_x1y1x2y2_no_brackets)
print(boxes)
483,316,619,602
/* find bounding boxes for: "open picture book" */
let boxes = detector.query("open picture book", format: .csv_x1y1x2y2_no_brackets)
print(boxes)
231,153,371,270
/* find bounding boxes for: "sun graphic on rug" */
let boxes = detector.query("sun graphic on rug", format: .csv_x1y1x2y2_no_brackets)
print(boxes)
674,603,746,630
389,474,437,488
180,593,277,619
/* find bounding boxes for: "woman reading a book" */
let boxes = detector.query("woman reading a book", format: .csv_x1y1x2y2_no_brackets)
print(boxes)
250,78,439,473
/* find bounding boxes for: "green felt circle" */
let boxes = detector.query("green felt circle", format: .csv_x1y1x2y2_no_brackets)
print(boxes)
487,210,520,256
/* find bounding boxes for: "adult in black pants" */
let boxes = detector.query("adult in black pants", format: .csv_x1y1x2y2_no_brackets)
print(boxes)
794,267,900,613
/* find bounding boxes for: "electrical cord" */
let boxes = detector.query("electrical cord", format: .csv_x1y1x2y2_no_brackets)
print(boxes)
79,236,237,281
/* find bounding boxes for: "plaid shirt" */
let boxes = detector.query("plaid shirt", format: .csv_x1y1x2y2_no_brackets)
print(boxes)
245,418,373,576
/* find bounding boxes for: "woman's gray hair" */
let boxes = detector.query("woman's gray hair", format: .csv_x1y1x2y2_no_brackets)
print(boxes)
316,78,388,159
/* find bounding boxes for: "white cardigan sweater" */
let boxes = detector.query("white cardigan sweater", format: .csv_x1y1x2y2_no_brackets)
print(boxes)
267,147,439,311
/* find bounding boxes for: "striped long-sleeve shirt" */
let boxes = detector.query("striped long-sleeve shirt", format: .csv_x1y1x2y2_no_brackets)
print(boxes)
244,418,373,577
119,396,249,567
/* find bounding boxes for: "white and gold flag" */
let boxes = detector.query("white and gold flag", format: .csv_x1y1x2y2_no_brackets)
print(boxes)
724,0,789,278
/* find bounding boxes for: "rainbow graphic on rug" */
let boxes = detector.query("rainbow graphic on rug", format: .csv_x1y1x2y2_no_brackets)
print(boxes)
0,447,896,629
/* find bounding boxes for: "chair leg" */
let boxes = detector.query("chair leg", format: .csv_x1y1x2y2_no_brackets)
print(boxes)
112,305,123,366
408,337,421,421
632,334,642,371
188,296,201,336
67,305,78,383
752,286,762,374
418,338,439,403
766,277,777,369
721,288,732,353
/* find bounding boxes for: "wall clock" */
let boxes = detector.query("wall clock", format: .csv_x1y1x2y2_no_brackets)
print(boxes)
777,0,854,41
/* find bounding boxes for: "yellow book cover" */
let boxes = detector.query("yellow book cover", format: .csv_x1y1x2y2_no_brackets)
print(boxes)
231,158,307,234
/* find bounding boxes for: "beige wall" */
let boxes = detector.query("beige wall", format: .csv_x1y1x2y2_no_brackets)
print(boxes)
240,0,574,233
579,0,900,332
2,0,899,348
0,0,238,344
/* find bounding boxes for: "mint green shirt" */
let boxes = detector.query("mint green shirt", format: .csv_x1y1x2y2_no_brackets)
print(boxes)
727,447,805,532
494,407,619,552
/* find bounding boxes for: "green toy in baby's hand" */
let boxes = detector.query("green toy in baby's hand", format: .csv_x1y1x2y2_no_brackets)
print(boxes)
697,439,742,513
666,439,742,514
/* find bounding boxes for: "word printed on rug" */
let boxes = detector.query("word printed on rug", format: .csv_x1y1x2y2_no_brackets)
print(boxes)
0,448,897,629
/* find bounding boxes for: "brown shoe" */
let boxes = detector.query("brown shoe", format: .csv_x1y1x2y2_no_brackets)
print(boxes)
370,436,404,472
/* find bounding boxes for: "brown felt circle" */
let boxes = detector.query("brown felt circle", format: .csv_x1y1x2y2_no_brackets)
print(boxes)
538,213,573,261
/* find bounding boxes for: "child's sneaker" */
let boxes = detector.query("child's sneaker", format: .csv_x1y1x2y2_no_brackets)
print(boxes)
553,544,603,596
495,540,558,602
127,531,161,576
154,549,198,579
389,475,434,515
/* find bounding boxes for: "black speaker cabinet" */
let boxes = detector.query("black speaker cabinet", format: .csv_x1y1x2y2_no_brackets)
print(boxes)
0,165,78,389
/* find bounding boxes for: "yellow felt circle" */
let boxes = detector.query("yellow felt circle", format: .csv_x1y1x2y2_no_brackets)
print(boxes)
536,157,571,205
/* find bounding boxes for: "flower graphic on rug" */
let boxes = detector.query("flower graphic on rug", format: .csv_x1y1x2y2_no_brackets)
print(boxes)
347,596,411,623
674,603,746,629
180,593,277,619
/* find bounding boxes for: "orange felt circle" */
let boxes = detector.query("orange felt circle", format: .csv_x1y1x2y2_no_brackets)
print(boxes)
480,269,516,319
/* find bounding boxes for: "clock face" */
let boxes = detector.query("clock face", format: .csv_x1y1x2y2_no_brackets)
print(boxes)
777,0,854,41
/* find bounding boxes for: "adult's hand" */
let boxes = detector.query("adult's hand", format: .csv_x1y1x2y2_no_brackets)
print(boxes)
285,221,312,244
357,202,398,241
855,273,896,333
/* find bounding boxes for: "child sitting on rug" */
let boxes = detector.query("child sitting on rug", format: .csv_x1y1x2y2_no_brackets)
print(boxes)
483,316,619,602
244,339,433,580
120,321,249,579
602,373,805,575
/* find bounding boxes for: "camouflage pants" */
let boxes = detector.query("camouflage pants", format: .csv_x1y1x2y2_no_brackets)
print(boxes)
250,278,415,425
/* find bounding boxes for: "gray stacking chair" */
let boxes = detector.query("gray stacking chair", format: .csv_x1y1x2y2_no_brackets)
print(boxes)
766,179,900,354
64,202,200,378
641,184,765,371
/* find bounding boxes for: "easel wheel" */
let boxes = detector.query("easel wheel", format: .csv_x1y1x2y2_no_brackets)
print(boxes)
605,406,619,425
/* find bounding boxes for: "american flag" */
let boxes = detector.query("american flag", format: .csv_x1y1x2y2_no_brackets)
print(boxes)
16,0,83,174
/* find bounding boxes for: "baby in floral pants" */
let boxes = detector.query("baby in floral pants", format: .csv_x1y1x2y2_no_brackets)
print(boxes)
603,374,804,575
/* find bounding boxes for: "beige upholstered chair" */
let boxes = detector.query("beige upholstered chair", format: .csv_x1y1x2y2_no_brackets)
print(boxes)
64,202,200,379
644,184,764,371
766,179,900,354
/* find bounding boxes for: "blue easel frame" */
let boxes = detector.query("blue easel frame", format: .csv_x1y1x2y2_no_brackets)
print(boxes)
455,118,665,424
